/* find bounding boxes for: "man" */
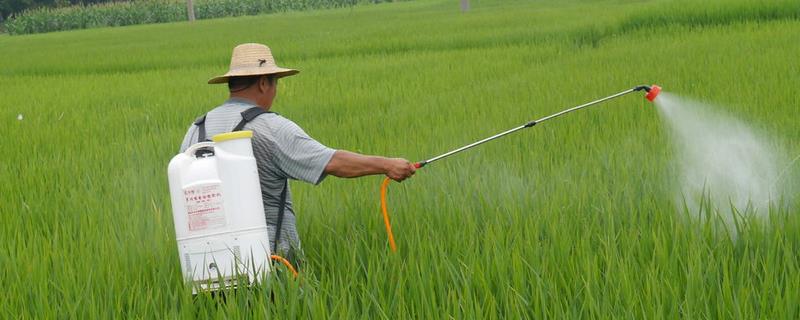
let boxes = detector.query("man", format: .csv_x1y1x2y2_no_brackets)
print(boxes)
179,43,416,267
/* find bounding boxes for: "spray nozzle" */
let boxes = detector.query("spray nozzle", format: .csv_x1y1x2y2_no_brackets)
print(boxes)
634,84,661,102
645,85,661,102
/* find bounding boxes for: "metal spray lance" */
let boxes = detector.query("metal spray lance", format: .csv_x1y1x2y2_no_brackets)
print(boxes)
380,84,662,252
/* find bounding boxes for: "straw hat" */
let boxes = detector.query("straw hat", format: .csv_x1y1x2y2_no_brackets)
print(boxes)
208,43,299,84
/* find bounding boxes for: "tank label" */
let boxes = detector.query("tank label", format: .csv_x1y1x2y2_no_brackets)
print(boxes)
183,183,226,231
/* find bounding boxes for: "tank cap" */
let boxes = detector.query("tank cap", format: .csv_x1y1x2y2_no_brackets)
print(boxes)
212,130,253,143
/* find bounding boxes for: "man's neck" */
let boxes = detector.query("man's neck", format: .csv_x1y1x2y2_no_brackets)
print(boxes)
227,95,265,109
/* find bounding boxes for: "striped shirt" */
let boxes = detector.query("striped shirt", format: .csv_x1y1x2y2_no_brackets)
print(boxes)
179,98,336,260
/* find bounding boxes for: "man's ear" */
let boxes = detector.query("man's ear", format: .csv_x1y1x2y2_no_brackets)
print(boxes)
259,76,269,92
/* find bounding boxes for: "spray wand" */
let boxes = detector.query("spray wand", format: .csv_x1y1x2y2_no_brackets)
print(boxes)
380,84,662,252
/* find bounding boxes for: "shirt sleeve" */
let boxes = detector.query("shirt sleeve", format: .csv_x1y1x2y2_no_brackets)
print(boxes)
260,117,336,185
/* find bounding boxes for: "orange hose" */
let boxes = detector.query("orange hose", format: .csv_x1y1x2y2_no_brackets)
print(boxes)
270,255,298,278
380,177,397,252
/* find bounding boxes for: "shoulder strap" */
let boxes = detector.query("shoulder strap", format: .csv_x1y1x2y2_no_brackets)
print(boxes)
233,107,270,132
194,106,270,143
195,106,284,252
194,114,207,144
272,181,289,254
227,106,282,253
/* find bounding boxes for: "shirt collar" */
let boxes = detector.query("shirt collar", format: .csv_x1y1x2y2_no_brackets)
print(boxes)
225,97,259,107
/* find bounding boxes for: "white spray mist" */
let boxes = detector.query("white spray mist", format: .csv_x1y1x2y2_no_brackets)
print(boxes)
654,92,784,221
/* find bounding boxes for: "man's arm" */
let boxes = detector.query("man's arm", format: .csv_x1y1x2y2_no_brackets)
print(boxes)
324,150,416,182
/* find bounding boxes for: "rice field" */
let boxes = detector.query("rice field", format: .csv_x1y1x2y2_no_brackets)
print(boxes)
1,0,799,318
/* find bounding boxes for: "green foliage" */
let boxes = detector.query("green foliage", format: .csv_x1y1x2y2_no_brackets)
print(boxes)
618,0,800,32
1,0,799,318
3,1,184,34
1,0,134,21
193,0,363,20
3,0,397,35
566,0,800,49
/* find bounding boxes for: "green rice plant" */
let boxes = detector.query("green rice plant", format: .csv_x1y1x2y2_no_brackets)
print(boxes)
618,0,800,34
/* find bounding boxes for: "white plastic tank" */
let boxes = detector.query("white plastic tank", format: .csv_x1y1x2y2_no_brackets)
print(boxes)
167,130,271,292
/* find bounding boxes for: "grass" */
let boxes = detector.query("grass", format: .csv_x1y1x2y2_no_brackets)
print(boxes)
1,0,799,318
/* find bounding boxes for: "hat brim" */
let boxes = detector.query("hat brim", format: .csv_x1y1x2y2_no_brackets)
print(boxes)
208,67,299,84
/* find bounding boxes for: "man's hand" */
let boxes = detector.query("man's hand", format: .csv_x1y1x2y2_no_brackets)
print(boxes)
324,150,417,181
384,158,416,182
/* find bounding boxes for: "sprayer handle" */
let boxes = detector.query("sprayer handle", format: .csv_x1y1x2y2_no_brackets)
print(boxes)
413,162,423,169
183,141,216,157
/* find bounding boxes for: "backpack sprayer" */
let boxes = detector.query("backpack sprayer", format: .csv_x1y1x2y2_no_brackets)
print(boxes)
380,85,662,252
168,108,298,294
